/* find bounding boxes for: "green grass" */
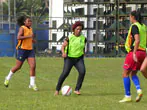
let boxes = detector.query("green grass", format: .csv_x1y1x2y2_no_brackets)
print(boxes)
0,57,147,110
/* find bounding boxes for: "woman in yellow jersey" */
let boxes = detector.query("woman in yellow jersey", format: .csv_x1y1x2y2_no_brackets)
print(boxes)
4,16,38,91
54,21,86,95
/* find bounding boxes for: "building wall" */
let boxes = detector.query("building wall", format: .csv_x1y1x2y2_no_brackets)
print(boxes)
49,0,64,50
48,0,146,54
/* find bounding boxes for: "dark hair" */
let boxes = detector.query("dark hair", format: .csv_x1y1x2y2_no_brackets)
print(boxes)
17,16,30,26
130,10,142,24
72,21,84,31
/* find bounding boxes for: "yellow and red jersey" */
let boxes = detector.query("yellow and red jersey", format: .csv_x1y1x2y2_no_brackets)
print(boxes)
125,22,147,53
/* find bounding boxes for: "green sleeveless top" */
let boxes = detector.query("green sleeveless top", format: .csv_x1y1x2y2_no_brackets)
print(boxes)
65,34,86,58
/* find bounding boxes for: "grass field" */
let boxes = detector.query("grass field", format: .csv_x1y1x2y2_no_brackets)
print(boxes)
0,57,147,110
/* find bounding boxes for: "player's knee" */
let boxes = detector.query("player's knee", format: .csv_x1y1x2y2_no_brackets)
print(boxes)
30,65,36,70
122,73,129,78
140,68,143,73
79,70,86,76
140,65,145,71
140,68,145,74
140,68,147,79
79,68,86,75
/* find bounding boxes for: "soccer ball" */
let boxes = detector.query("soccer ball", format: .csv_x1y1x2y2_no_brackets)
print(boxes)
61,85,72,96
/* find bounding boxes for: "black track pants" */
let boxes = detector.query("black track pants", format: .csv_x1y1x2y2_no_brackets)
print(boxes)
56,56,86,91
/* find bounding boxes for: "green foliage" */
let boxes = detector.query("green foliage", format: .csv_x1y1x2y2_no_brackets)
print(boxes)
2,0,48,24
0,57,147,110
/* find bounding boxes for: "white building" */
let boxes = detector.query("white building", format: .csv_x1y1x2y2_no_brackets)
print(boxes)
48,0,64,51
49,0,147,54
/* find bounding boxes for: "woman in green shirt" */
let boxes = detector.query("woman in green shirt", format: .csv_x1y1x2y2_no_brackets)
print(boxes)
55,21,86,95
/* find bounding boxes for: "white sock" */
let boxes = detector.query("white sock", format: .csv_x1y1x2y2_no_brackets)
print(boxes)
30,76,35,86
125,95,131,98
137,89,142,93
6,70,14,80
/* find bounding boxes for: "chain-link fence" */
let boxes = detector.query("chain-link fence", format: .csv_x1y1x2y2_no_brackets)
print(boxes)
1,0,147,57
0,16,134,57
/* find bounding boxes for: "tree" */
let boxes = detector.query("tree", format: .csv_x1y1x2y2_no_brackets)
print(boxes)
2,0,49,24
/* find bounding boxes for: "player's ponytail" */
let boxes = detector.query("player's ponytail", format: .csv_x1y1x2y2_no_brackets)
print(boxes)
17,16,30,27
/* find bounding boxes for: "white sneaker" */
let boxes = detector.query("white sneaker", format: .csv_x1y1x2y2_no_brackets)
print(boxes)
136,89,143,102
4,78,9,87
29,84,38,91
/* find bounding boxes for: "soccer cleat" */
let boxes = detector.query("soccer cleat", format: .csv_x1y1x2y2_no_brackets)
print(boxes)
4,78,9,88
119,96,131,103
136,89,143,102
74,90,81,95
29,84,38,91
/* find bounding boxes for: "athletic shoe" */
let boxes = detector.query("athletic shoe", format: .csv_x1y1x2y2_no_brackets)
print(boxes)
136,89,143,102
4,78,9,88
119,96,131,103
29,84,38,91
74,91,81,95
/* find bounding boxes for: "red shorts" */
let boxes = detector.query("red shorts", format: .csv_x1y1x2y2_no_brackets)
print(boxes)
123,51,146,71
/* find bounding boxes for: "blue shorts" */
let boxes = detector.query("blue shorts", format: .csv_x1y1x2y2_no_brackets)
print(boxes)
16,49,35,62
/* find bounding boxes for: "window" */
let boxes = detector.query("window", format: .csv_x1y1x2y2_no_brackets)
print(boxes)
126,7,132,14
52,33,57,42
93,34,96,41
80,21,84,26
93,8,97,15
75,8,84,15
93,8,104,15
52,46,57,54
52,20,57,28
93,21,103,29
93,21,96,29
93,46,96,53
